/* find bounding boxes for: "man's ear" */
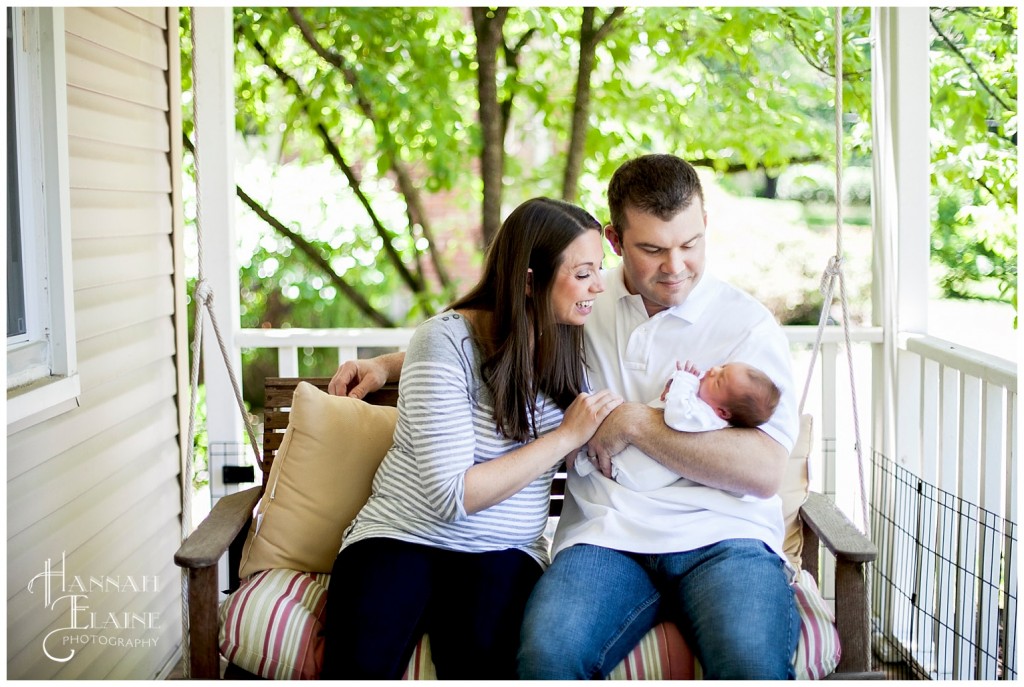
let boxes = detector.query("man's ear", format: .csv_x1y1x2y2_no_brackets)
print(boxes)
525,268,533,297
605,225,623,256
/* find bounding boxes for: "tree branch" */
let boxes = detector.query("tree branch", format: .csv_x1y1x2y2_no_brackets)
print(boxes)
593,6,625,43
930,11,1014,112
245,28,426,297
500,26,537,143
235,188,396,328
287,7,452,288
562,7,624,202
183,134,396,328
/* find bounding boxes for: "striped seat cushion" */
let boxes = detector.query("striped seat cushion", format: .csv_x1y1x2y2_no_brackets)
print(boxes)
219,567,839,680
219,568,331,679
791,569,841,679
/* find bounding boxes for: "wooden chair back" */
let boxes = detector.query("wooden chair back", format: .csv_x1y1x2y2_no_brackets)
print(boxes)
262,377,567,515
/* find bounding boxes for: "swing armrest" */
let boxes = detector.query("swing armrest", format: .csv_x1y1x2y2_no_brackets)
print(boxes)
174,486,262,680
175,486,263,569
799,491,876,563
799,491,880,677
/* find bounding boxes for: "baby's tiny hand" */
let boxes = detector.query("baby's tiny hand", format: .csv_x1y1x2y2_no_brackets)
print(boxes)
660,377,673,401
683,359,701,377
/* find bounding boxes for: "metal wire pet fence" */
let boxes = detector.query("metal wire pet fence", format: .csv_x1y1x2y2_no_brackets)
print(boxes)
869,450,1016,680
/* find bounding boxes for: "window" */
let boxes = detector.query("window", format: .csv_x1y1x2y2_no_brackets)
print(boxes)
6,7,79,430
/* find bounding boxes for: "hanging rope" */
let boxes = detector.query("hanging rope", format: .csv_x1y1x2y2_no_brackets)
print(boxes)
797,7,869,535
180,8,265,676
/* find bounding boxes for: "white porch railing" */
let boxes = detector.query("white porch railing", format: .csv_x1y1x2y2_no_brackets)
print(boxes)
224,324,1016,678
235,327,418,377
873,334,1017,680
234,325,886,487
233,324,889,519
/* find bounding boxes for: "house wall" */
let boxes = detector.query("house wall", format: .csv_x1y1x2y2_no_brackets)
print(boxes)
7,7,184,679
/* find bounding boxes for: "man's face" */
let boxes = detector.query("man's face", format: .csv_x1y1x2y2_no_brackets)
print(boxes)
605,203,707,317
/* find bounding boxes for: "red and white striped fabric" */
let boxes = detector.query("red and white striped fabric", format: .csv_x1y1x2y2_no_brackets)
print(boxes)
219,568,330,679
607,620,697,679
219,567,839,680
791,569,841,679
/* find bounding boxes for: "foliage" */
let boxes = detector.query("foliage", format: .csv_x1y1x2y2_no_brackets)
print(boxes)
932,193,1017,303
179,6,1018,399
189,381,209,491
183,9,859,334
928,7,1017,312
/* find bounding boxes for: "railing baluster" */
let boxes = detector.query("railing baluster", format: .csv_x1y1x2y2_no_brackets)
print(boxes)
820,342,838,606
975,381,1005,679
896,348,922,472
933,365,962,678
278,347,299,377
1002,392,1018,679
916,357,940,674
337,347,357,367
822,342,838,500
955,375,982,678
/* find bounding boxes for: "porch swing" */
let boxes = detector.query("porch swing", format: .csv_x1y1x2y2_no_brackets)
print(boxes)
174,7,879,680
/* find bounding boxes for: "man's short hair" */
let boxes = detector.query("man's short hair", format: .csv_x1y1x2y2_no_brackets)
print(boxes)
608,154,705,233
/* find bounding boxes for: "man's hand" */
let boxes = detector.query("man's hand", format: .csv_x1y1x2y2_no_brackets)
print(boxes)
327,359,388,398
587,402,657,478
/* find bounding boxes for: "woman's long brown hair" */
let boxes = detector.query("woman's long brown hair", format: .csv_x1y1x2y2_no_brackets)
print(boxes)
449,198,601,442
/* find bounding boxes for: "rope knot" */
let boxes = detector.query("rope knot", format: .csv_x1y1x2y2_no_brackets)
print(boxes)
819,255,844,294
193,279,214,306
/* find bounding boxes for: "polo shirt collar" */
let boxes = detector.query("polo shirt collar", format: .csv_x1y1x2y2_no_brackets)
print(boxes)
605,265,717,325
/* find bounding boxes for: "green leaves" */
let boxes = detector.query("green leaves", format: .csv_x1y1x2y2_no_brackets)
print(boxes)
929,7,1017,314
180,5,1017,352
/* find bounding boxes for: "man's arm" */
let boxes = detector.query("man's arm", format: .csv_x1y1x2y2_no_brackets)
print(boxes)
327,351,406,397
588,402,787,498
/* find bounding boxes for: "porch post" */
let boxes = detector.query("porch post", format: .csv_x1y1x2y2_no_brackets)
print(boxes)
870,5,931,661
871,7,930,469
890,8,930,338
193,8,244,502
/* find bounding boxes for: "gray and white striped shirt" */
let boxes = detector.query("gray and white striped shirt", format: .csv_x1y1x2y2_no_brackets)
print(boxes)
341,312,564,567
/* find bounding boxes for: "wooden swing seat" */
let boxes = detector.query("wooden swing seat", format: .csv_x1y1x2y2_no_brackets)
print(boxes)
175,377,880,679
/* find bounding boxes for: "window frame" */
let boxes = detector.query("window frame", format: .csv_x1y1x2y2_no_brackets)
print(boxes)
6,7,79,431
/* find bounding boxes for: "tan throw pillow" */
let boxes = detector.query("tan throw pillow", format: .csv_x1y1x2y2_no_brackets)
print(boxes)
780,413,812,570
238,381,398,578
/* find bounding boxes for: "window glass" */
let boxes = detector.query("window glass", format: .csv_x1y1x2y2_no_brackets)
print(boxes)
7,7,27,340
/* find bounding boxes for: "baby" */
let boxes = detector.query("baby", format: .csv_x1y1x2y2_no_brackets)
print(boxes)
575,359,781,491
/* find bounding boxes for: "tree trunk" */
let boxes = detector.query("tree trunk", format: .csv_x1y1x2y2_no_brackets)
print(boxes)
472,7,509,247
562,8,624,204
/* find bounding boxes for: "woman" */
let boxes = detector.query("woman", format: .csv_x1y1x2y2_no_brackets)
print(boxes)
320,197,621,679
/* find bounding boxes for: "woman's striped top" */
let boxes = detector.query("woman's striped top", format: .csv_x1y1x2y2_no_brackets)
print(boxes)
340,312,565,567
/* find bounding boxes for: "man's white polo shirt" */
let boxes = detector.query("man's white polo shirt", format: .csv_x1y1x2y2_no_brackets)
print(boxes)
553,265,800,559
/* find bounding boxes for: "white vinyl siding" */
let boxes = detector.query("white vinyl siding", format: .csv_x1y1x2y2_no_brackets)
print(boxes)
6,7,184,680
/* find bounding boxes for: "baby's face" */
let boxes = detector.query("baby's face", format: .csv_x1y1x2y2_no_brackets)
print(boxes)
697,363,749,420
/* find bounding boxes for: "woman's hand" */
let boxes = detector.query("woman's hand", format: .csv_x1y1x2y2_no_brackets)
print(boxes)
463,389,621,514
556,389,623,451
328,359,388,398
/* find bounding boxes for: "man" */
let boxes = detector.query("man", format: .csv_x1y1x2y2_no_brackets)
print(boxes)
329,154,800,679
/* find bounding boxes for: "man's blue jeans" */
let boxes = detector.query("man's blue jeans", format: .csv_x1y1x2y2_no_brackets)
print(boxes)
518,539,799,679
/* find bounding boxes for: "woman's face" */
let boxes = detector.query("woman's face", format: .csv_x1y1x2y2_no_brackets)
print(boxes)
548,229,605,326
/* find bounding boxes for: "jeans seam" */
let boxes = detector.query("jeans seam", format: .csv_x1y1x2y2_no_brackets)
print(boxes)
786,578,799,679
593,590,660,678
